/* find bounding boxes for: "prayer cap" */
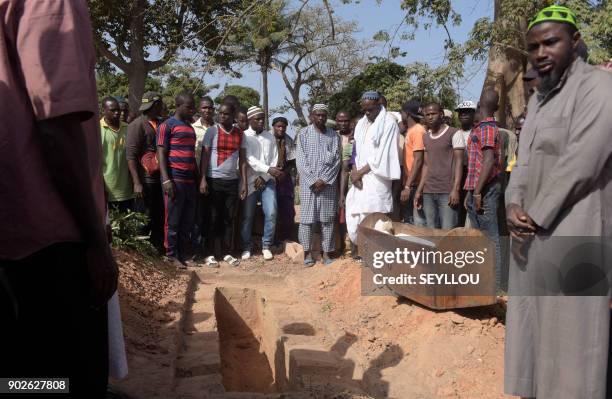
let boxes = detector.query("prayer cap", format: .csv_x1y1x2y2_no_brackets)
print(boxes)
443,109,453,118
455,100,477,111
312,104,328,112
361,91,380,101
272,116,288,125
528,5,577,31
247,106,264,119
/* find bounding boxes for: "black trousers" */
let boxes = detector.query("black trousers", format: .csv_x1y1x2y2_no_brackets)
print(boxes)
0,243,108,398
204,177,239,256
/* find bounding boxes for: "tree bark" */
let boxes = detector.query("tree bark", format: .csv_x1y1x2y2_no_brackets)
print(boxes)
127,66,146,116
481,0,529,129
262,64,269,129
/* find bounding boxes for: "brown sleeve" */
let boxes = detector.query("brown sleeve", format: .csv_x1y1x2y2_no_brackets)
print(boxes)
16,0,97,121
126,119,144,161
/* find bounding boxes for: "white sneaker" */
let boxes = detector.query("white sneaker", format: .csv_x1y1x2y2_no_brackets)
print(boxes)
241,251,251,260
262,249,273,260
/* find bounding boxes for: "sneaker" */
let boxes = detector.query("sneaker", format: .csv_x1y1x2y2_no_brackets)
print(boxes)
262,249,273,260
241,251,251,260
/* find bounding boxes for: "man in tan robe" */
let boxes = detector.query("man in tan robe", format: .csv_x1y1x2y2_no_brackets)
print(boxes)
504,5,612,399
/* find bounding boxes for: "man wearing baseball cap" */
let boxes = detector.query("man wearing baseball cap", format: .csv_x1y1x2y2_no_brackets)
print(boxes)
505,5,612,398
455,100,477,226
126,91,166,253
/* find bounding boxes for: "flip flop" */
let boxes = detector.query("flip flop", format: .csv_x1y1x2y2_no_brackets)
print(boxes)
304,257,315,267
223,254,240,267
205,256,219,268
322,257,335,266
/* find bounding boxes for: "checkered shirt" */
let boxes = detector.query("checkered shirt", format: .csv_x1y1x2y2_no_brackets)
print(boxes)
464,117,502,191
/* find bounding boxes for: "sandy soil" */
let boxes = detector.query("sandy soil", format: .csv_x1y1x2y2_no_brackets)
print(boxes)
111,248,514,399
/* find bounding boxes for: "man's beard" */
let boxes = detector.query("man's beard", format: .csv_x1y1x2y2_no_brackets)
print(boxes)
538,54,573,98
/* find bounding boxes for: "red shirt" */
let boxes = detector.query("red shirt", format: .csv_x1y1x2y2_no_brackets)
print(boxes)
464,117,502,191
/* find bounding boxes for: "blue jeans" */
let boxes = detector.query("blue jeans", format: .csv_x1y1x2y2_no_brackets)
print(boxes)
241,179,277,251
403,188,426,226
466,181,502,290
422,193,459,229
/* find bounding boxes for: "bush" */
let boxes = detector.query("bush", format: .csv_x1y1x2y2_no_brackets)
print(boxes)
109,210,157,257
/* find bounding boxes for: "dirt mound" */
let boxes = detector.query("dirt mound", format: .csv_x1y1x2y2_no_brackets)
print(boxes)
112,249,191,397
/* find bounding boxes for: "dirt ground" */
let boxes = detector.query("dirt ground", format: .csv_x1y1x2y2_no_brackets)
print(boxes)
111,247,514,399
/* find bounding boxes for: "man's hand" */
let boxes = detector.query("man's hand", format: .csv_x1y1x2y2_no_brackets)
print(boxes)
254,177,266,191
199,178,209,195
414,190,423,210
473,193,483,213
162,179,175,199
448,189,460,207
267,166,284,178
400,187,412,203
313,179,327,193
506,203,536,242
133,183,144,199
240,186,248,200
86,237,119,308
350,170,363,190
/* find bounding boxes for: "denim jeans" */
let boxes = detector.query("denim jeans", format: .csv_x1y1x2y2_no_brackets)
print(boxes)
422,193,459,229
466,180,502,290
241,179,277,251
403,188,426,226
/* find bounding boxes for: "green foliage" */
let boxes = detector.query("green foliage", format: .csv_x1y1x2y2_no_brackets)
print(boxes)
151,62,218,110
96,68,162,107
109,210,157,257
328,60,405,117
215,84,261,108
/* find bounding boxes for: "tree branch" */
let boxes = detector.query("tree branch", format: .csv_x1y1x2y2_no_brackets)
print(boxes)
93,35,129,71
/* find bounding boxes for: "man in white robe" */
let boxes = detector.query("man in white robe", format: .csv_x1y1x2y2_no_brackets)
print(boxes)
346,91,401,251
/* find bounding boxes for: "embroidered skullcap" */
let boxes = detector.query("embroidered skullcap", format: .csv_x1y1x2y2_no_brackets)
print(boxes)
312,104,328,112
246,106,264,119
361,91,380,101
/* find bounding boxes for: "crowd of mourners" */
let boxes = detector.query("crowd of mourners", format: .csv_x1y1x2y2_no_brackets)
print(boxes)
3,1,612,398
100,83,523,291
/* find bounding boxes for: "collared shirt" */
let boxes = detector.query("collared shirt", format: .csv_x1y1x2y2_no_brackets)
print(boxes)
244,128,278,193
464,117,502,191
0,0,105,259
157,117,197,183
100,119,133,201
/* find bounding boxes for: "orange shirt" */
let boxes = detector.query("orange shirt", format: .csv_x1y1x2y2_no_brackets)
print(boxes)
403,123,426,185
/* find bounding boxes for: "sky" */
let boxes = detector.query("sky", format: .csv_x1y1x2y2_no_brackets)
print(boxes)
205,0,494,123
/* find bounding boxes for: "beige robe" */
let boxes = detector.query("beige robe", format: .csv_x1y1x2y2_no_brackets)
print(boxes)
504,58,612,398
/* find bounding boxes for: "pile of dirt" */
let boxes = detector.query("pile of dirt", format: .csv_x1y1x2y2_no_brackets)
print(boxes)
112,249,191,397
307,258,509,398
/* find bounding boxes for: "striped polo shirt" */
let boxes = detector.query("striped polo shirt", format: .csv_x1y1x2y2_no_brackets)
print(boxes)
156,117,197,183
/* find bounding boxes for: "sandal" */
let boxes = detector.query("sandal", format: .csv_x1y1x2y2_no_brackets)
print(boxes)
205,256,219,268
304,256,315,268
223,254,240,267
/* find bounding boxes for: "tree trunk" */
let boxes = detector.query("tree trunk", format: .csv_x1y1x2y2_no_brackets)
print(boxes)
127,66,146,115
262,64,269,129
481,0,526,129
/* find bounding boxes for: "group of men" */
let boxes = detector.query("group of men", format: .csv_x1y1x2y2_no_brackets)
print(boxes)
99,92,304,269
3,1,612,397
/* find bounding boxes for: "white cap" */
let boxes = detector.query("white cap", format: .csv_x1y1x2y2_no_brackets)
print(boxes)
455,100,477,111
443,109,453,118
247,106,264,119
